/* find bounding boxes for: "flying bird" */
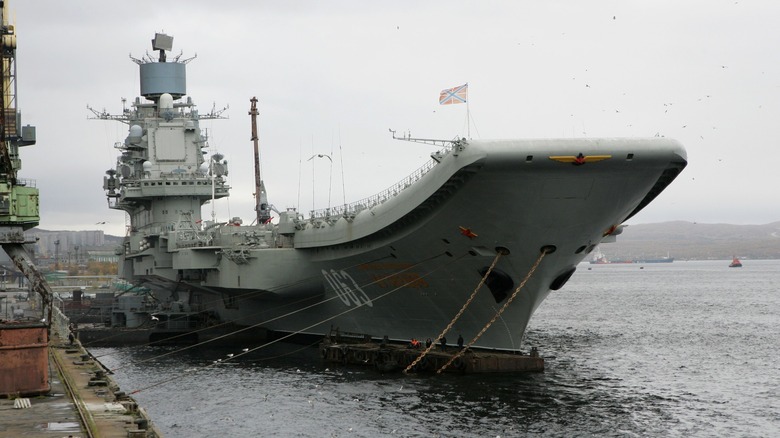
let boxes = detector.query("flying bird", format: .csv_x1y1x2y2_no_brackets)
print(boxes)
307,154,332,162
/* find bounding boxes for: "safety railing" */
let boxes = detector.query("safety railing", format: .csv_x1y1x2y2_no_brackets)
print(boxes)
308,151,447,220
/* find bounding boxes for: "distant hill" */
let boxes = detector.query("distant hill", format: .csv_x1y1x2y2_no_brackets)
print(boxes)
601,221,780,260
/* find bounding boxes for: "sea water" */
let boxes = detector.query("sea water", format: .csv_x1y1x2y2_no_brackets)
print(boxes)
95,260,780,437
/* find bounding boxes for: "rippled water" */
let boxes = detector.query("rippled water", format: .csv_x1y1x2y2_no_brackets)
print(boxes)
94,260,780,437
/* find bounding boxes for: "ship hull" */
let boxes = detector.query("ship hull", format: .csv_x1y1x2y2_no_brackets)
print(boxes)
101,36,687,351
128,138,686,350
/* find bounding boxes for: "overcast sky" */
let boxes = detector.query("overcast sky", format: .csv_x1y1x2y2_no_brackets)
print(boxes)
12,1,780,236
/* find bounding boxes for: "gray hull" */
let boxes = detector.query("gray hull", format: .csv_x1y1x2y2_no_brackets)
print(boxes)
99,35,687,351
131,138,686,350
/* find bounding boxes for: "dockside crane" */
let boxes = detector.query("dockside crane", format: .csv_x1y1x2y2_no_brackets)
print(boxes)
0,0,54,328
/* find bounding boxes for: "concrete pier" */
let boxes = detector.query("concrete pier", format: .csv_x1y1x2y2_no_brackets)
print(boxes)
0,331,161,437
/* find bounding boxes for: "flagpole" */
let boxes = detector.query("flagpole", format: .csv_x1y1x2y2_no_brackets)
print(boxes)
465,82,470,139
439,83,470,138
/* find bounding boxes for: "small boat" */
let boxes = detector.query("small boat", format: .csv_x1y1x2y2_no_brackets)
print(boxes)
729,257,742,268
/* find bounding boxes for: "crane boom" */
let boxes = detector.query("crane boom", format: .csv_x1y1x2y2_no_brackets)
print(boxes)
249,97,271,224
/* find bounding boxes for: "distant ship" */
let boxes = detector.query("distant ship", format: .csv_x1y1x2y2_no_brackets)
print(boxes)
729,257,743,268
589,250,632,264
589,248,671,264
93,34,687,351
633,255,674,264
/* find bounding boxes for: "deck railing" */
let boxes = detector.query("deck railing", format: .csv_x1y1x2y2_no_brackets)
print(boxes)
308,155,442,220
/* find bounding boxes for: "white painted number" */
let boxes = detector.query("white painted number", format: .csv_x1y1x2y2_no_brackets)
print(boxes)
321,269,373,307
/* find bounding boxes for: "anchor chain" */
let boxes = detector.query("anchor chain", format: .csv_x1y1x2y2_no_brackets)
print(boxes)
404,250,505,374
436,248,549,374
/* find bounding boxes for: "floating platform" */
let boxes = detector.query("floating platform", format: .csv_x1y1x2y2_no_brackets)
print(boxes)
320,340,544,373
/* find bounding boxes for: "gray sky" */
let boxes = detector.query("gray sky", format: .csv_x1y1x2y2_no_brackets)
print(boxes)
12,1,780,236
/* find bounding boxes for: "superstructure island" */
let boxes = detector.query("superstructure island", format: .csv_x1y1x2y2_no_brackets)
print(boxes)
93,33,687,351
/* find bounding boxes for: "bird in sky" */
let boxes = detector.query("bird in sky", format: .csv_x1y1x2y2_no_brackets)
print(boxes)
307,154,332,162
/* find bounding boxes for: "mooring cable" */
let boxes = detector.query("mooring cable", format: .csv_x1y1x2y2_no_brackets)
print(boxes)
435,248,550,374
403,249,504,374
86,253,400,350
84,286,276,350
126,251,467,395
112,251,456,373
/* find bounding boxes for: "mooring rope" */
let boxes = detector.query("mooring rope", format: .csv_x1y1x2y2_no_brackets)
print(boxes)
126,251,469,394
435,248,550,374
87,287,278,352
87,253,400,350
403,250,504,374
112,252,450,373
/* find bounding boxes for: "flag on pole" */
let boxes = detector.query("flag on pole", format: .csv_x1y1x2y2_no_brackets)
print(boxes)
439,83,468,105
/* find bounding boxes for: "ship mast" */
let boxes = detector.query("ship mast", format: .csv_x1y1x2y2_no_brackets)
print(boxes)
249,97,271,224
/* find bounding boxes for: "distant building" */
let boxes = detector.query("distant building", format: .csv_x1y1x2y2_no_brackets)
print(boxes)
18,229,121,266
86,249,119,263
30,230,105,257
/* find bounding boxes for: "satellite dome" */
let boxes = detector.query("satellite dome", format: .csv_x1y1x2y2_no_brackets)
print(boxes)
159,93,174,110
128,125,143,144
142,161,152,171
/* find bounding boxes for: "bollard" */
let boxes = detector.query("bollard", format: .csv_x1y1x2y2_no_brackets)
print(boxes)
135,417,148,430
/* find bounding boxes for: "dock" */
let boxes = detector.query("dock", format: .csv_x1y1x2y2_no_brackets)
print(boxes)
0,324,161,437
320,339,544,373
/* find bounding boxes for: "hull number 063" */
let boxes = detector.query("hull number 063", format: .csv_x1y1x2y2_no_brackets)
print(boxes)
322,269,373,307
